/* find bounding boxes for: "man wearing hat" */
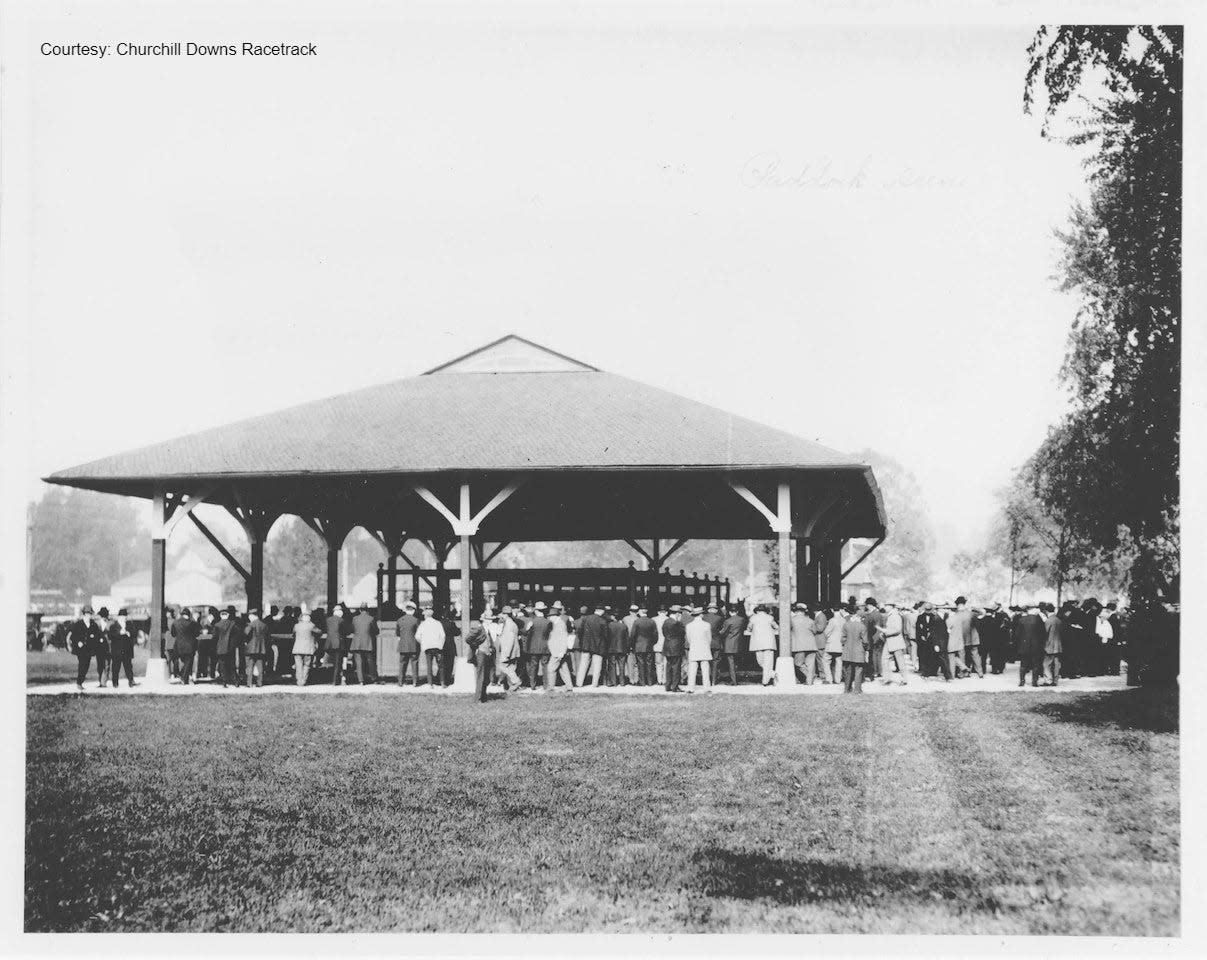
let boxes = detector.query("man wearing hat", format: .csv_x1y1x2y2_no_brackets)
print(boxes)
603,608,629,686
524,601,553,691
494,606,523,690
652,605,669,684
661,605,687,692
860,598,884,681
629,606,659,686
914,602,943,679
948,596,979,679
213,606,243,688
416,606,448,689
627,603,646,685
66,606,97,690
90,607,111,688
789,602,816,684
703,603,725,664
349,603,379,685
1015,603,1047,687
462,611,494,703
685,606,714,691
715,603,745,686
1042,601,1064,686
243,608,271,687
879,602,908,685
840,606,869,693
574,605,609,687
326,603,351,685
106,608,137,688
396,600,422,686
545,601,576,690
172,608,201,684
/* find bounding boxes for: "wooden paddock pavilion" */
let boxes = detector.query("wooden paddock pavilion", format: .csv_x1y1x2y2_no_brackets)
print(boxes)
45,335,886,688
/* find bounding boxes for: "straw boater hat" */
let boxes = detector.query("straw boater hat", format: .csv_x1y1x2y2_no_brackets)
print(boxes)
535,601,547,611
551,601,564,611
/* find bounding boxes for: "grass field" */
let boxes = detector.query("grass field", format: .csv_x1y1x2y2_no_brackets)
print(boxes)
25,687,1178,934
26,646,152,687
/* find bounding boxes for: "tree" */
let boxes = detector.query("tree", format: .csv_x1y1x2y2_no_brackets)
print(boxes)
29,488,143,601
989,434,1135,606
1024,27,1181,617
264,517,328,608
849,449,936,598
947,549,1013,605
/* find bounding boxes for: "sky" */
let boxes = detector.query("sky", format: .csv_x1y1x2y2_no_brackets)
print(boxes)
6,2,1094,569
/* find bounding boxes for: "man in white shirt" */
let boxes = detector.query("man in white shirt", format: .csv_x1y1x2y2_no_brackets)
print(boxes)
416,606,447,689
652,605,669,684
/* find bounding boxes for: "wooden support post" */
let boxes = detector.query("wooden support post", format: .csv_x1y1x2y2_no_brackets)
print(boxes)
376,563,385,612
326,548,339,611
777,484,792,658
412,570,420,605
145,490,170,685
458,483,472,656
150,534,166,653
249,541,264,611
795,538,809,604
386,552,398,611
648,540,661,610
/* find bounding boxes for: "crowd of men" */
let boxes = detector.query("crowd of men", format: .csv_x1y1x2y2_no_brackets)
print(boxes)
59,593,1127,697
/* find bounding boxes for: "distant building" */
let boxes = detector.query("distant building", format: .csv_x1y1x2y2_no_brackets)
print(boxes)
107,550,224,610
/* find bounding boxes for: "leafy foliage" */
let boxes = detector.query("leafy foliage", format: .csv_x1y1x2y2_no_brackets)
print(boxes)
849,449,936,598
28,488,143,601
1022,26,1181,611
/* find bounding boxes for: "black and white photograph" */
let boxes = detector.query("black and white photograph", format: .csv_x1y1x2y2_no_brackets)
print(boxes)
0,0,1198,950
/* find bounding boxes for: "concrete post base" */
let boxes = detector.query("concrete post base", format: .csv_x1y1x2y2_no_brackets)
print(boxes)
775,655,798,686
144,657,171,687
450,657,476,691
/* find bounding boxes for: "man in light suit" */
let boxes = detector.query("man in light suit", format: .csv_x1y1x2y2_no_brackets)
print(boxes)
841,607,869,693
1043,602,1064,686
948,596,982,678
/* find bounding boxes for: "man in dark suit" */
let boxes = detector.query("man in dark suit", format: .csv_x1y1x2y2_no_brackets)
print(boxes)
396,600,421,686
661,606,687,692
89,608,110,687
914,602,943,679
107,608,136,688
703,603,726,665
243,608,271,687
349,604,378,685
1014,604,1047,687
214,606,243,688
574,606,609,687
66,607,98,690
524,601,552,691
464,616,494,703
630,606,659,686
716,604,745,686
172,608,200,684
327,603,350,685
860,599,884,680
606,611,630,686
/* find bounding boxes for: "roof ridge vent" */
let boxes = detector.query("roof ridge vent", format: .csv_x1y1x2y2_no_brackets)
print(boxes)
424,334,598,375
